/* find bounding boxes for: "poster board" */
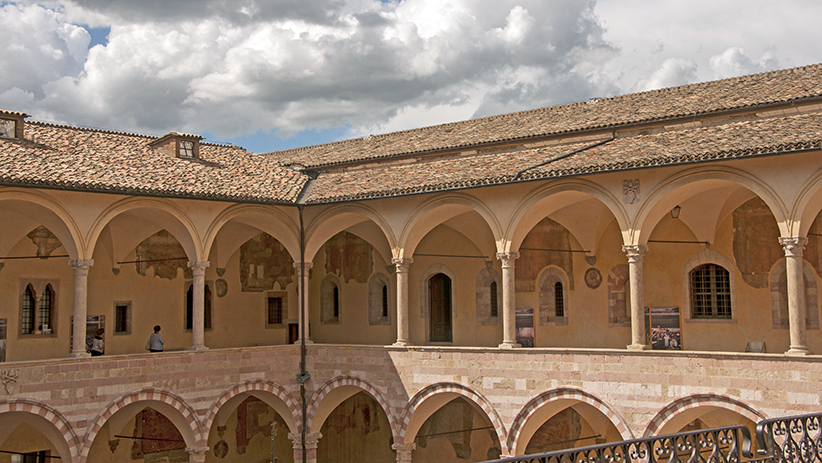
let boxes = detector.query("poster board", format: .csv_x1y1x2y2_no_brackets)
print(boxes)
644,307,681,350
516,308,534,347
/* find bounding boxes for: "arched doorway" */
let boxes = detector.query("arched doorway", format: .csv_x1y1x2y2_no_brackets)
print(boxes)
429,273,452,342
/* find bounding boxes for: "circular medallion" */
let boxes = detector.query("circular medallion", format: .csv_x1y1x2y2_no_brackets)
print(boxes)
214,440,229,458
215,278,228,298
584,267,602,289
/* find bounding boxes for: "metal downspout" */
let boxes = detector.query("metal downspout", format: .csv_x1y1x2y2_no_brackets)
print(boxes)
512,134,615,181
297,204,310,463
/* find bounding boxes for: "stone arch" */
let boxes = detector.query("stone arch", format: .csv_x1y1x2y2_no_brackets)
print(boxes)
0,399,79,462
306,376,399,439
397,193,503,258
681,248,737,322
504,179,628,254
644,393,765,437
203,203,301,266
304,203,396,263
632,166,788,246
81,388,204,460
507,388,632,456
538,266,570,326
769,259,819,329
399,382,507,454
203,379,301,437
0,188,84,259
86,197,203,263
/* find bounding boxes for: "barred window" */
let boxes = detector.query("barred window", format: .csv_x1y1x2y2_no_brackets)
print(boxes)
381,284,389,318
691,264,732,319
38,286,53,333
22,285,35,335
554,282,564,317
490,281,498,317
115,302,131,334
267,296,283,325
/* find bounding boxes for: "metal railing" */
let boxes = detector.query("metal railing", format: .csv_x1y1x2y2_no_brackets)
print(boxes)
484,413,822,463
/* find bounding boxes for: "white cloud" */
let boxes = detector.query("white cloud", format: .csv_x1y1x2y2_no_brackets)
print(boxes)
641,58,698,91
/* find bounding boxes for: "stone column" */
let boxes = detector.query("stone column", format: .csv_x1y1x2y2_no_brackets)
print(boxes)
622,245,649,350
780,237,809,355
186,447,208,463
293,262,314,343
69,259,93,358
497,252,521,348
393,442,416,463
289,431,322,463
392,257,413,346
187,260,210,351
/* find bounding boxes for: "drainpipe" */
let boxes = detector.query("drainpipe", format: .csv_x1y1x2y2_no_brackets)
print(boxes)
297,204,310,462
512,134,615,181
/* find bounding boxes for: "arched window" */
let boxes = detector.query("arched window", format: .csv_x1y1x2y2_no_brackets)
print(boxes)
538,267,568,325
367,273,391,325
554,282,564,317
39,285,53,332
690,264,732,319
21,285,35,335
321,275,342,324
490,282,498,317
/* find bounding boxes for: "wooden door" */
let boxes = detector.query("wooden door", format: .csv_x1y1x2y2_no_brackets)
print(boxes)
429,273,452,342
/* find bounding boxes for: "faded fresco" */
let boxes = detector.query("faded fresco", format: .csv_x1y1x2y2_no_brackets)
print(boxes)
26,225,62,257
239,233,294,292
525,408,583,454
733,198,783,288
517,218,574,292
324,231,373,284
317,391,394,463
415,397,501,461
134,230,190,280
131,408,188,462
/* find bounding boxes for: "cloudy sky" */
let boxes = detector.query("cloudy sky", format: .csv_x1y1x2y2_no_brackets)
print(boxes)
2,0,822,153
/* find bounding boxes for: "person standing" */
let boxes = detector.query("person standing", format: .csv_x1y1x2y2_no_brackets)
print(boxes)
146,325,164,352
90,329,105,356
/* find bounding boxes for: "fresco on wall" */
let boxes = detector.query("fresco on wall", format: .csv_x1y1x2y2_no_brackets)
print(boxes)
517,218,574,292
26,225,62,257
240,233,294,292
324,231,373,284
130,408,188,462
236,396,276,454
733,198,783,288
415,397,500,460
134,230,190,280
318,391,394,463
526,408,583,454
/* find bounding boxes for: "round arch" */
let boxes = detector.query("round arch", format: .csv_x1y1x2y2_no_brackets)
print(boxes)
306,375,398,438
507,387,632,455
85,197,203,262
81,388,204,461
304,203,396,263
0,399,79,463
643,393,765,437
0,188,84,259
504,179,628,254
203,204,301,265
203,379,301,437
398,382,507,453
631,166,788,246
397,193,503,259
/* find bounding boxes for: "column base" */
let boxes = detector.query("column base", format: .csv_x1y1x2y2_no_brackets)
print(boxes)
294,339,314,344
626,343,650,351
186,345,209,352
68,351,91,359
498,341,521,349
786,347,810,356
392,340,411,347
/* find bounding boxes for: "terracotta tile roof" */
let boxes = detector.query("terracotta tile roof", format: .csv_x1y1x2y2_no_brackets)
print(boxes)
0,122,307,203
266,64,822,168
302,112,822,203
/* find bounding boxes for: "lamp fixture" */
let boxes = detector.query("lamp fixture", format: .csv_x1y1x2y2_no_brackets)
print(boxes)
671,205,681,219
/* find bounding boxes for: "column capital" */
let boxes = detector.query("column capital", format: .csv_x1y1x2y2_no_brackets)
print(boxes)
293,261,314,270
68,259,94,274
391,257,413,271
185,447,209,463
289,431,322,449
187,260,210,274
622,244,648,262
393,442,416,463
496,252,520,267
779,237,808,257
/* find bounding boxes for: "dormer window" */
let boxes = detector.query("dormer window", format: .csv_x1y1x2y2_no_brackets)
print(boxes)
0,110,29,140
149,132,203,159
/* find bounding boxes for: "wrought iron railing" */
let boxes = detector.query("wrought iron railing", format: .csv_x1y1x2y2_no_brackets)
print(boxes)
484,413,822,463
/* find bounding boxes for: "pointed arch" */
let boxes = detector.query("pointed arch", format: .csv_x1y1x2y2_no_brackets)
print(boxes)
643,393,765,437
507,387,632,455
86,197,203,262
398,382,507,454
631,166,788,246
203,379,301,437
305,375,399,438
